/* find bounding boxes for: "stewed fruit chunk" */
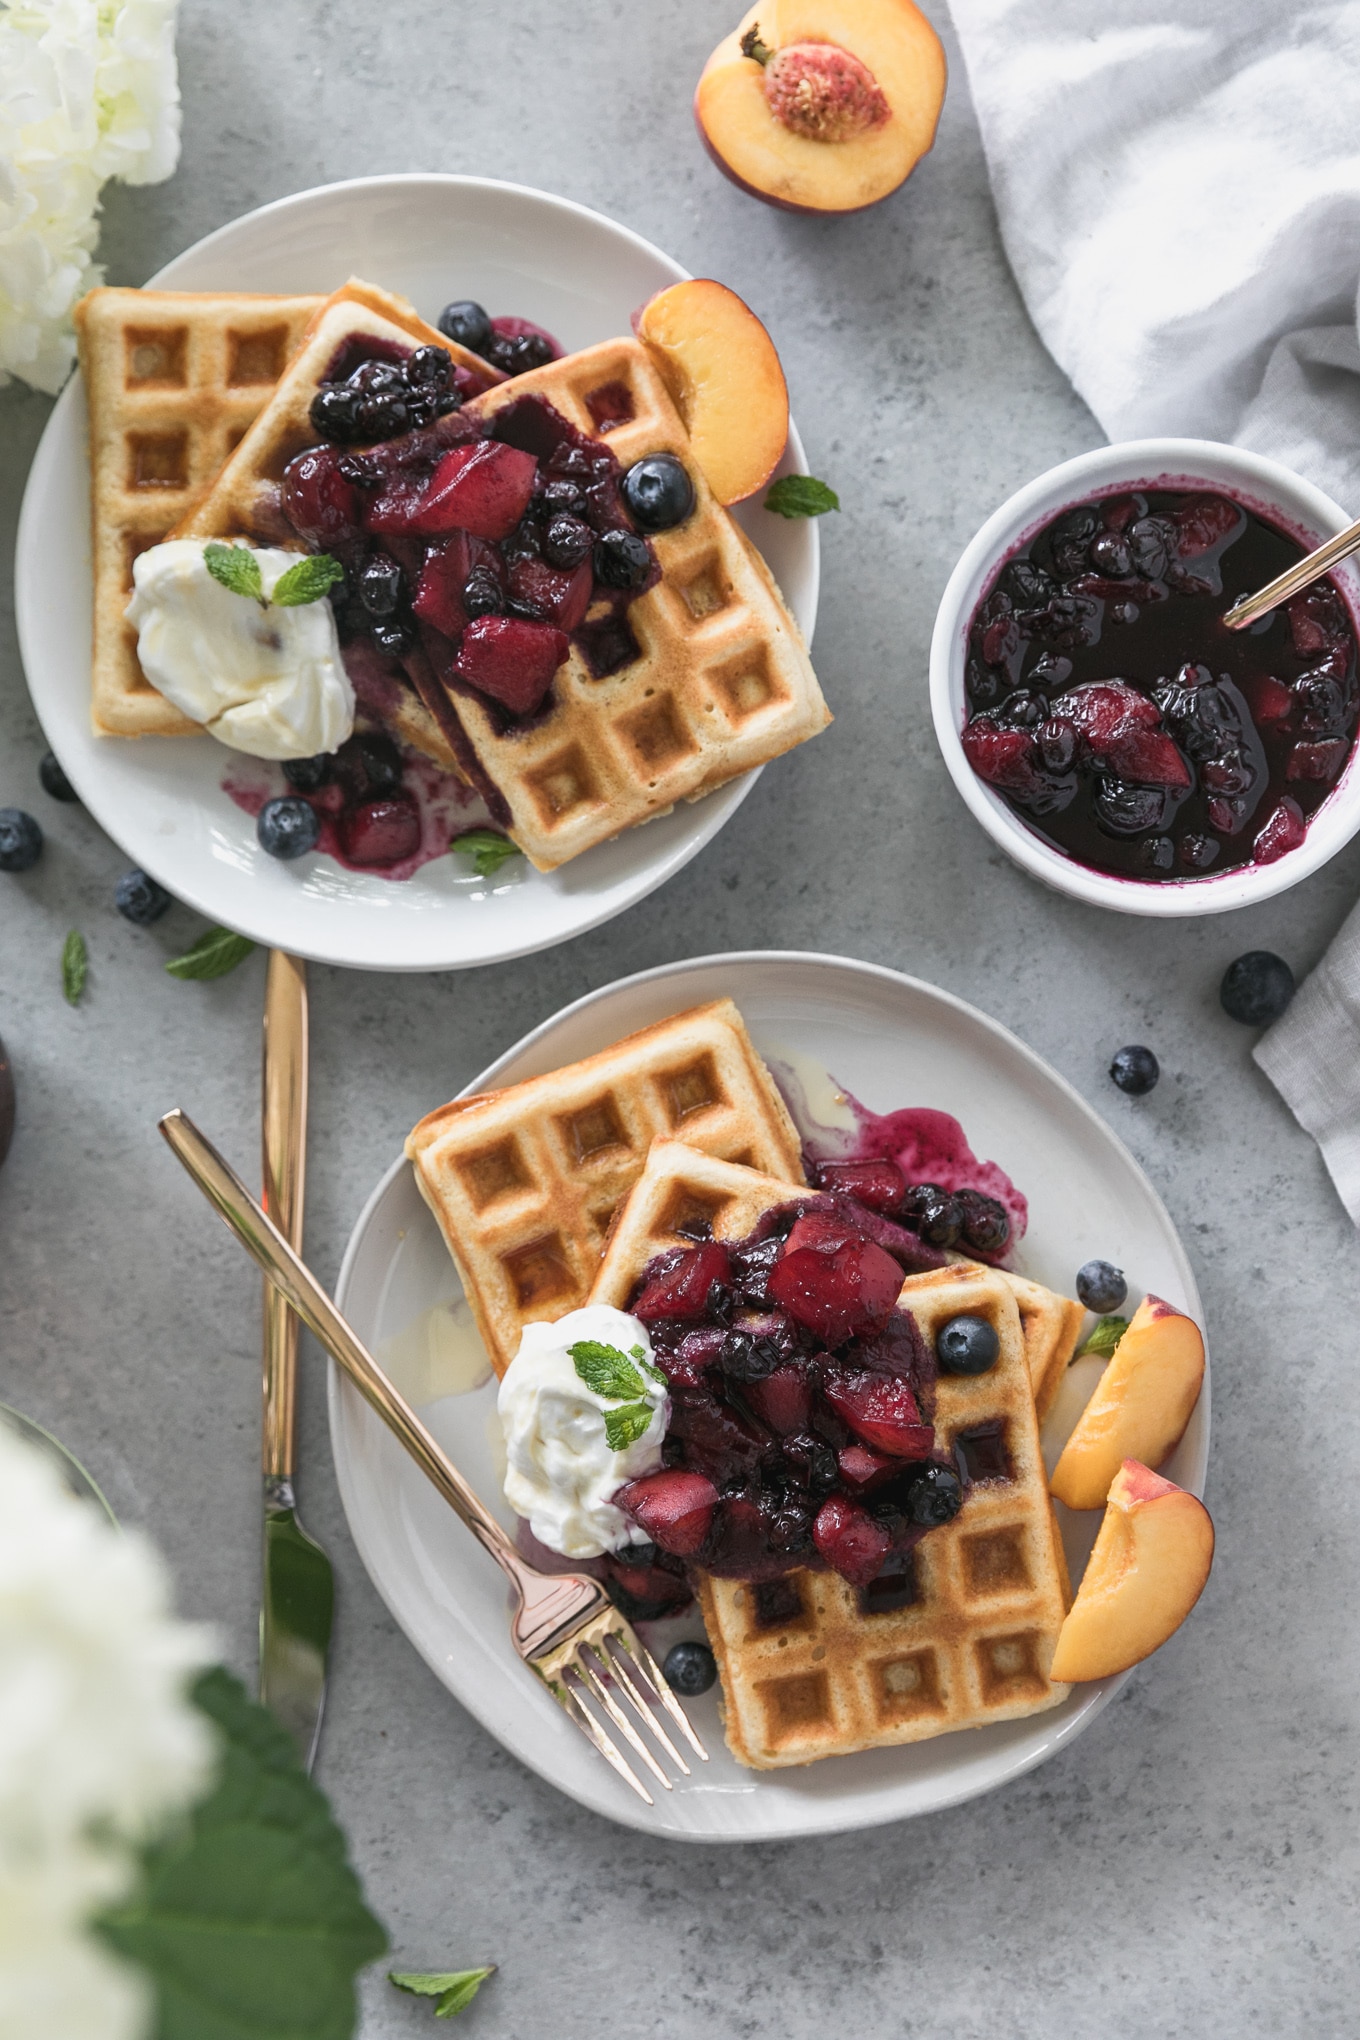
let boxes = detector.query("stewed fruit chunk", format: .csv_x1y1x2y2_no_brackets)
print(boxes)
767,1225,902,1343
812,1494,892,1588
614,1470,719,1556
821,1365,932,1457
281,445,362,548
634,1241,732,1323
812,1157,906,1212
453,616,568,717
837,1442,899,1489
743,1363,812,1436
407,440,539,540
413,537,473,640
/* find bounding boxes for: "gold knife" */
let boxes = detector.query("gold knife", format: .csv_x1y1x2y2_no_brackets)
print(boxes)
260,950,333,1770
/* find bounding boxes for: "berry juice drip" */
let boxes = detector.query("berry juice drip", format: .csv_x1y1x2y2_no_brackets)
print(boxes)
960,489,1360,882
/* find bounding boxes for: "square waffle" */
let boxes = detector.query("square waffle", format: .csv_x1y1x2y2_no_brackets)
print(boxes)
1000,1269,1086,1420
76,286,324,737
587,1147,1072,1770
406,1000,805,1378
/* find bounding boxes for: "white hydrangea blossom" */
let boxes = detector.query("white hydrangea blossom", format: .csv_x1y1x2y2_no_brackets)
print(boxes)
0,1421,216,2040
0,0,181,392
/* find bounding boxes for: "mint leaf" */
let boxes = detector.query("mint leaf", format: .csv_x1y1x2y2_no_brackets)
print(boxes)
390,1967,497,2018
62,928,87,1006
272,553,344,607
166,925,256,981
764,474,839,519
99,1667,387,2040
452,828,521,880
204,541,264,601
631,1343,668,1388
569,1340,646,1402
604,1401,657,1452
1079,1314,1128,1359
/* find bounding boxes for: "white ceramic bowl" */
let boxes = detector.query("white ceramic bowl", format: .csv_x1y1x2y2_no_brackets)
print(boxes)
930,438,1360,917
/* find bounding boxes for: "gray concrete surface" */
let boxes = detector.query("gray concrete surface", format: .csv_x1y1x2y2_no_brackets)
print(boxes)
3,3,1357,2034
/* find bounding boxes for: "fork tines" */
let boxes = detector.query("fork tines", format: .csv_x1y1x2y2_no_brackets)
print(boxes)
543,1615,708,1805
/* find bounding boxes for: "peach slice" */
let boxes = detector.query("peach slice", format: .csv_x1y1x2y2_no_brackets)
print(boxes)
1048,1460,1214,1683
1049,1295,1205,1512
695,0,946,216
635,280,789,505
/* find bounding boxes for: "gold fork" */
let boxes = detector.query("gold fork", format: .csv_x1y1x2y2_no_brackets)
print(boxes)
158,1107,706,1805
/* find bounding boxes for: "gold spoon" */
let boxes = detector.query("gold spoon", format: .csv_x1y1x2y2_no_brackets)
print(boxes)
1223,510,1360,630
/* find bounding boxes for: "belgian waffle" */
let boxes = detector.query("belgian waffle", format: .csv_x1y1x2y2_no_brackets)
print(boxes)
406,1001,805,1378
1000,1270,1086,1420
76,286,323,737
588,1148,1072,1770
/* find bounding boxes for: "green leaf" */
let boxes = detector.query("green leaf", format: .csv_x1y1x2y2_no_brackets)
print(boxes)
99,1667,387,2040
272,553,345,607
631,1343,668,1388
204,541,264,601
569,1339,646,1402
1079,1314,1128,1359
166,926,257,982
452,829,522,880
764,474,840,519
62,928,87,1006
390,1968,497,2018
604,1400,657,1452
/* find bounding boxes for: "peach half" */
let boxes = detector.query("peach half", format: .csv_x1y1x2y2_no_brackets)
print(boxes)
1049,1295,1205,1512
1049,1460,1214,1683
636,279,789,505
695,0,946,216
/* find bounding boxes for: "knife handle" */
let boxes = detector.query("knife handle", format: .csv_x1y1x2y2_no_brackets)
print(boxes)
261,951,308,1480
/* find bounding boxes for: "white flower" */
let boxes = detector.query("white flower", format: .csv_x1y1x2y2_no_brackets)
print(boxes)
0,1420,217,2040
0,0,181,392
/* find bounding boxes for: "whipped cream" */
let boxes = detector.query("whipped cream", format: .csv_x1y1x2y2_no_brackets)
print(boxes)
125,539,355,760
497,1305,669,1559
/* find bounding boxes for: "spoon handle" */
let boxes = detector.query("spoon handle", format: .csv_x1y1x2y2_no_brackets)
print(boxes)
1224,510,1360,630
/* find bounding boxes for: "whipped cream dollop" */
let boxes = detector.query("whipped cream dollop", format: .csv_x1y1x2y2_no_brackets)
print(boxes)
125,540,355,760
497,1305,669,1559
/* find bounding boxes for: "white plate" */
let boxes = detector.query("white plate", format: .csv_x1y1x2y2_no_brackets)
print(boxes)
331,952,1209,1841
14,176,818,973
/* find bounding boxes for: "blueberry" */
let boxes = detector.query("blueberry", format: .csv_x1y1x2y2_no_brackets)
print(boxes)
1110,1044,1159,1095
462,565,503,618
348,359,405,395
621,454,696,533
370,616,413,656
358,553,404,618
282,753,333,793
486,330,555,376
0,809,42,872
1076,1259,1127,1313
903,1463,964,1527
936,1313,1000,1376
308,383,365,442
1094,778,1167,837
541,513,593,570
540,477,585,515
955,1189,1010,1256
1220,951,1295,1027
405,344,452,390
257,797,320,861
901,1183,963,1248
354,731,403,797
114,868,171,925
594,528,651,590
38,751,77,803
356,391,409,442
437,300,493,354
1137,834,1175,875
663,1640,717,1697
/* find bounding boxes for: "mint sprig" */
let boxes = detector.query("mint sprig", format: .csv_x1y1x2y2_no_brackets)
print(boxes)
1079,1314,1128,1359
390,1967,497,2019
204,541,264,601
453,828,521,879
764,474,840,519
569,1339,647,1403
604,1402,658,1452
165,925,257,981
62,928,87,1006
273,553,345,607
99,1667,387,2040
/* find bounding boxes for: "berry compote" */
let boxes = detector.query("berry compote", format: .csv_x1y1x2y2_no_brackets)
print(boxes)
599,1195,974,1622
960,488,1360,881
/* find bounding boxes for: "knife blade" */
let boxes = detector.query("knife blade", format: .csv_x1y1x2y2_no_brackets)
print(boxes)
260,949,333,1770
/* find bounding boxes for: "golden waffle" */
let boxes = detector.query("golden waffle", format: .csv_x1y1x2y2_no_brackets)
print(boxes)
588,1151,1072,1770
76,286,324,737
1000,1270,1086,1420
406,1001,805,1378
432,336,830,869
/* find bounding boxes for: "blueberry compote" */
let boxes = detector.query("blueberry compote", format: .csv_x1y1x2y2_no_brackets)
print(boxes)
960,489,1360,880
600,1197,971,1622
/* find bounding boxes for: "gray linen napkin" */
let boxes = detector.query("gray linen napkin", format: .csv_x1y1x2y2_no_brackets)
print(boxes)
1254,902,1360,1222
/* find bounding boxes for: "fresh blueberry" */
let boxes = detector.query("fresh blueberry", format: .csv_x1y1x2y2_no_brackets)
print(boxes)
257,797,320,861
437,300,493,354
541,513,593,569
1076,1259,1127,1313
404,344,452,390
593,528,651,590
0,809,43,872
1220,951,1295,1027
1110,1044,1159,1094
282,753,333,793
358,553,404,618
936,1314,1001,1376
903,1463,964,1527
38,751,77,803
955,1190,1010,1256
462,565,503,618
114,868,171,925
662,1640,717,1697
308,383,365,442
901,1183,963,1248
621,454,696,533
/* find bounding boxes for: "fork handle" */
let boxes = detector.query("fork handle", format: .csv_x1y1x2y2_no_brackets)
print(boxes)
159,1107,528,1587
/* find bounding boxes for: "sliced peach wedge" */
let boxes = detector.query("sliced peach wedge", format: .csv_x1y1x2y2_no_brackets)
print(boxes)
635,279,789,505
1049,1295,1205,1512
1049,1461,1214,1683
695,0,946,216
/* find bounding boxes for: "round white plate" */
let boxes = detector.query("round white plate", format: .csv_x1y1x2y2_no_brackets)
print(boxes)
331,952,1209,1841
14,176,818,972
